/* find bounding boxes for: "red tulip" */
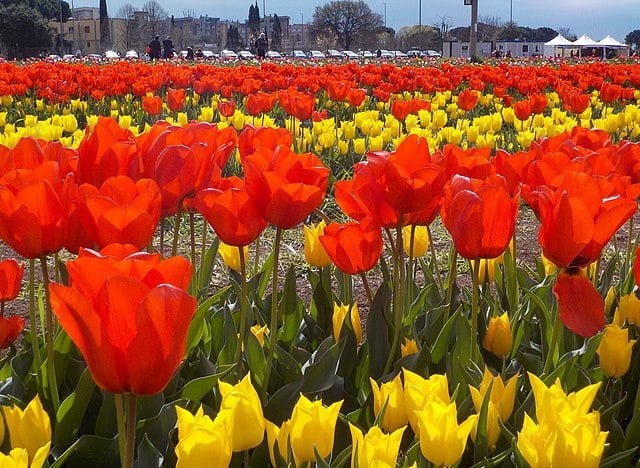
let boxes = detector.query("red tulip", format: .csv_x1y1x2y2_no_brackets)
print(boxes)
49,252,195,394
0,163,66,258
244,145,329,229
218,100,236,118
238,125,292,161
278,89,315,121
194,177,267,246
142,96,163,115
0,316,24,349
514,100,531,121
457,89,478,111
0,259,24,302
320,218,383,275
246,92,276,116
166,88,186,112
391,100,413,120
529,93,548,114
80,176,161,250
441,175,519,260
77,117,137,187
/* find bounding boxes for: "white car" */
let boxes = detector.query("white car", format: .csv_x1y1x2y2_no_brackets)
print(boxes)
424,50,442,57
394,50,408,58
238,50,255,60
47,54,61,61
202,50,215,59
327,49,343,58
342,50,359,60
265,51,283,59
62,54,76,61
290,50,308,59
308,50,326,59
379,50,395,59
86,53,102,61
104,50,120,59
359,50,375,58
125,50,139,59
219,49,238,60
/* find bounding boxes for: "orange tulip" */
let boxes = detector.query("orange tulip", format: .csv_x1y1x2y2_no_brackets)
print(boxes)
142,95,163,115
0,259,24,302
319,218,383,275
0,316,24,349
166,87,186,112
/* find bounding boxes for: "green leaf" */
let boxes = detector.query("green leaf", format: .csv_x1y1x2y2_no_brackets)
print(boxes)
600,446,638,467
185,286,231,355
314,446,331,468
331,445,353,468
55,368,97,447
279,264,304,348
301,338,344,394
431,307,461,364
246,332,266,387
473,381,493,462
179,364,235,402
367,283,391,380
51,435,119,468
133,435,163,468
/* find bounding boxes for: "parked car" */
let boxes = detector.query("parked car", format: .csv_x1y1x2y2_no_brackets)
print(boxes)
379,50,395,59
308,50,326,59
424,50,442,57
290,50,308,59
104,50,120,59
219,49,238,60
359,50,375,58
265,51,283,59
327,49,343,58
201,50,215,59
86,53,102,61
62,54,76,61
407,49,422,58
47,54,61,61
394,50,408,58
125,50,139,59
238,50,255,60
342,50,359,60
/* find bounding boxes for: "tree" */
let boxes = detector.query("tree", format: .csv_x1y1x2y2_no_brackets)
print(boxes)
433,15,453,41
271,14,282,51
141,0,167,40
558,27,577,41
478,16,502,42
0,3,52,56
99,0,111,50
248,2,260,39
226,25,244,50
397,25,439,50
311,0,383,50
625,30,640,50
115,4,138,51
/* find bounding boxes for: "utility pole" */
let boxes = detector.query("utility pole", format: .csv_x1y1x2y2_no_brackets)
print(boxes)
59,0,64,54
510,0,513,24
383,2,387,29
418,0,422,29
301,13,303,49
469,0,478,59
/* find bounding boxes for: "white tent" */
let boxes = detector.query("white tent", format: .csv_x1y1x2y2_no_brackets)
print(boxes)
572,34,599,57
545,34,575,57
598,35,627,48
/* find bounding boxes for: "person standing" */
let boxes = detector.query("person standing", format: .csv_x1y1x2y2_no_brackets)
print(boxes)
163,36,174,59
255,33,267,59
148,35,161,60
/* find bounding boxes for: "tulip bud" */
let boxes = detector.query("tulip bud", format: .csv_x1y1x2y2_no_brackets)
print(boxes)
469,367,518,422
370,375,408,432
288,395,343,462
403,369,450,436
3,396,51,466
615,293,640,325
266,420,293,466
604,286,616,317
349,424,405,467
470,402,501,448
304,221,332,268
597,324,636,378
175,407,234,467
483,313,512,359
400,337,419,357
471,257,503,284
250,324,269,346
402,225,429,258
218,242,248,272
332,303,362,344
218,374,265,451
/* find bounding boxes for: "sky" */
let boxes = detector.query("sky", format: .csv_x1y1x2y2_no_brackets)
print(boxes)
90,0,639,41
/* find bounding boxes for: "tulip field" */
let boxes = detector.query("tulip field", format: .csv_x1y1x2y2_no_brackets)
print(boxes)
1,57,640,467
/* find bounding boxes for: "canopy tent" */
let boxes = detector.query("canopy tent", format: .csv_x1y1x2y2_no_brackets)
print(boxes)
544,34,575,57
597,35,628,48
572,34,599,57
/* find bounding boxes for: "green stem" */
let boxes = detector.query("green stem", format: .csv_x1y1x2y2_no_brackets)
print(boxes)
261,228,282,403
407,225,415,312
384,225,404,375
426,225,443,289
471,258,481,363
115,394,126,467
544,303,563,375
444,248,458,322
342,271,351,306
625,217,634,274
254,236,261,275
199,219,208,289
40,257,60,412
28,259,42,389
171,205,182,257
359,273,373,307
124,394,137,468
189,212,196,263
234,246,248,372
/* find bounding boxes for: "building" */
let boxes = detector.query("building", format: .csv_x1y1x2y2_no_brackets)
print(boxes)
442,39,546,58
441,41,494,58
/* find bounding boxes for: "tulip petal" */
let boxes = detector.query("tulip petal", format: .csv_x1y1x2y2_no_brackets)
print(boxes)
553,270,605,337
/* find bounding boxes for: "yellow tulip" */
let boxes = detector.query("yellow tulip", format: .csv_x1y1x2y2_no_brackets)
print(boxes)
250,324,269,346
403,369,450,436
332,303,362,344
415,401,475,467
604,286,616,317
304,221,332,268
353,138,366,155
400,338,419,357
349,424,405,468
483,313,512,359
402,225,429,257
218,374,265,451
471,256,503,284
470,401,501,448
3,396,51,466
469,367,518,422
218,242,248,272
370,375,408,432
597,324,636,378
541,255,556,276
175,409,234,468
0,448,30,468
265,420,294,466
288,394,343,462
615,292,640,325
